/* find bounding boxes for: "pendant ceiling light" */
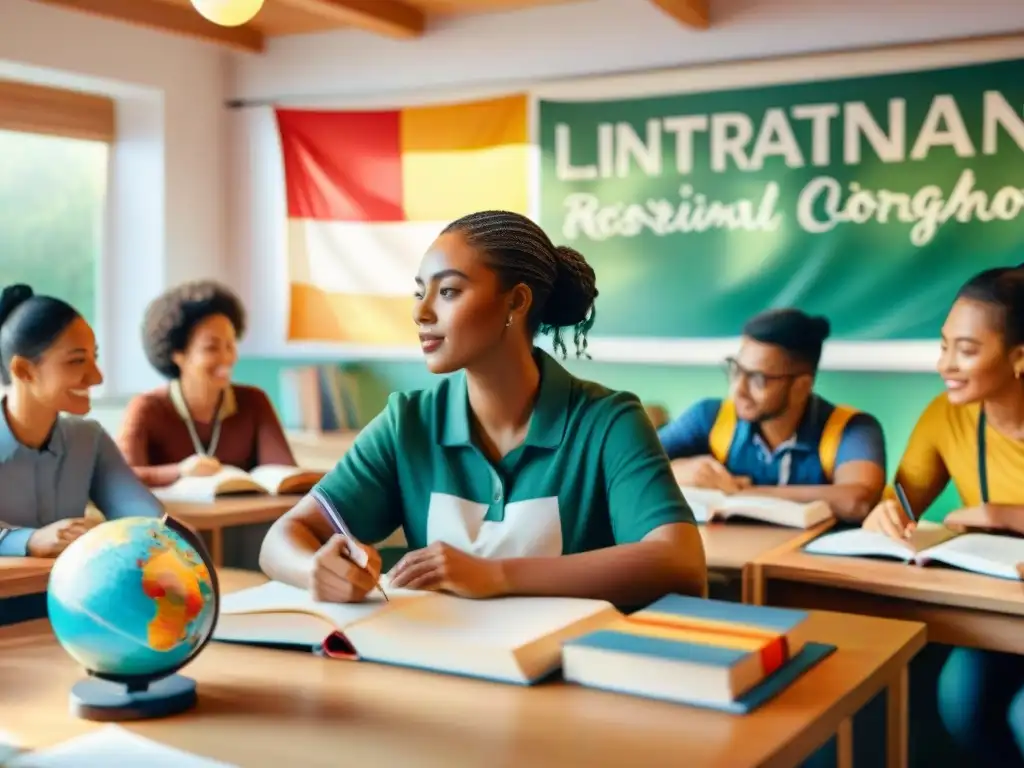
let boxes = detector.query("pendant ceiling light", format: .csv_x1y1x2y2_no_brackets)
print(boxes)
190,0,265,27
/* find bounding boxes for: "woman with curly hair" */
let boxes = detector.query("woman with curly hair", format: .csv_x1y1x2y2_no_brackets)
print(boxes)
260,210,706,606
117,280,296,487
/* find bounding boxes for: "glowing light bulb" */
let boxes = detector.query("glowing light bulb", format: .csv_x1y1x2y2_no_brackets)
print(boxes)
190,0,265,27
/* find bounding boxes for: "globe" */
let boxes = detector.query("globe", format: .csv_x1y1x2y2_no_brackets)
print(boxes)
47,515,220,720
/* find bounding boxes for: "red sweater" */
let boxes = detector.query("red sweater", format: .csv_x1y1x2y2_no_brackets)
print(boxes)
117,383,296,487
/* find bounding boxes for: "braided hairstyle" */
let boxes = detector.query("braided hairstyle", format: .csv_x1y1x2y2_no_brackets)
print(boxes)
441,211,598,358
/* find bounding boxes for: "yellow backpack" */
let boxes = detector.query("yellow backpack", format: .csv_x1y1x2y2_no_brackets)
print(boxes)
707,398,860,481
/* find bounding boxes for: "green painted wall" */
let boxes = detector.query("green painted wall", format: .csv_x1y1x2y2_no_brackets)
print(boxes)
233,357,959,521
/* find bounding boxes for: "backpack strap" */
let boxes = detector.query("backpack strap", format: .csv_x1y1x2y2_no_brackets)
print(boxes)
708,399,737,464
818,405,860,481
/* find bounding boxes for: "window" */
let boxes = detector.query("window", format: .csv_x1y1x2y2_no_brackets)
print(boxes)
0,129,109,326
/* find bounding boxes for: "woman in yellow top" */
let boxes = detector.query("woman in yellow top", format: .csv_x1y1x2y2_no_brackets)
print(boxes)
863,263,1024,765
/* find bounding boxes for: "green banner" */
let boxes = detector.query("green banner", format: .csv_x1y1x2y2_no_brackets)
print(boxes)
539,58,1024,343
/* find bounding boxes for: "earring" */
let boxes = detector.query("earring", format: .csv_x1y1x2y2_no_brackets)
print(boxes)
505,315,513,328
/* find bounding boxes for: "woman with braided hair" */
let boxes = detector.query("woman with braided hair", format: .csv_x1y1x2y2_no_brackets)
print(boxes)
260,210,706,607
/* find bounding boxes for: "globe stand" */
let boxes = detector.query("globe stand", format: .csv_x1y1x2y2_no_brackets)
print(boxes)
70,674,197,722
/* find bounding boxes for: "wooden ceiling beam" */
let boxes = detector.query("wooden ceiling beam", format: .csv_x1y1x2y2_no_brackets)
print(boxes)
273,0,425,39
30,0,265,53
649,0,709,29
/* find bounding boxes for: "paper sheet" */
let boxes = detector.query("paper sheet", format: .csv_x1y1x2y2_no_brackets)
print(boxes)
7,726,237,767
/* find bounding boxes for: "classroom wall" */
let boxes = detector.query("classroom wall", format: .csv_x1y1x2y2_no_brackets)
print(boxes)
0,0,231,396
221,0,1024,518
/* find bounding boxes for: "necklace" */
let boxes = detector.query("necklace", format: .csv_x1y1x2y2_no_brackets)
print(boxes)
180,391,224,458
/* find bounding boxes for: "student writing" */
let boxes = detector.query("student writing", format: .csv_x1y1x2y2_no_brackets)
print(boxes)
862,264,1024,765
0,284,162,557
658,309,886,522
259,210,708,606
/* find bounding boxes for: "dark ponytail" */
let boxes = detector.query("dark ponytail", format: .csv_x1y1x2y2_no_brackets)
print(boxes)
0,284,82,386
442,210,598,358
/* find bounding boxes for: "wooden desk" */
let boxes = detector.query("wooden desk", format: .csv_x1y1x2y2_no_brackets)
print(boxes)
700,520,834,602
164,496,301,566
748,547,1024,655
0,557,52,598
0,570,924,768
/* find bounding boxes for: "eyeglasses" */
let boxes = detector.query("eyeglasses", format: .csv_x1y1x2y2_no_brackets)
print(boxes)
723,357,803,391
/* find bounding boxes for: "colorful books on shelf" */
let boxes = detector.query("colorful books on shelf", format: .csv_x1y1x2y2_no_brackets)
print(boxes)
562,595,832,712
214,582,833,709
279,364,361,432
680,486,833,529
154,465,324,503
804,522,1024,580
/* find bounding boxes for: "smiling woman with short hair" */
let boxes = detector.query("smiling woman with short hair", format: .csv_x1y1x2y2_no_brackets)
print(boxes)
259,210,706,607
117,279,296,489
0,283,161,559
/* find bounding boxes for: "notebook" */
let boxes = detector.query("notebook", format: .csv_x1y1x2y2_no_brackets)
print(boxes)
803,522,1024,581
214,580,622,685
154,465,324,503
6,725,235,767
681,486,833,529
562,594,831,712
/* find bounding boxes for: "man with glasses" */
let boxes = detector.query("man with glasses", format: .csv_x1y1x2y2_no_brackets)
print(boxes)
658,308,886,523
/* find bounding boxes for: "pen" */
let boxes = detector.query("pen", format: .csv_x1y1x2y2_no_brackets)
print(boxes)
309,487,389,602
894,482,917,524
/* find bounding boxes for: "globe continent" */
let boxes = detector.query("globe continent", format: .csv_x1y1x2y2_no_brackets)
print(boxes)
48,517,216,681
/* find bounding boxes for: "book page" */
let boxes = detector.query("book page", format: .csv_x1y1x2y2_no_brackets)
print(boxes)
8,726,235,767
345,592,618,682
153,466,261,502
216,579,422,631
718,497,832,529
249,464,323,494
678,487,727,523
921,533,1024,580
680,486,830,528
350,593,615,649
804,528,916,560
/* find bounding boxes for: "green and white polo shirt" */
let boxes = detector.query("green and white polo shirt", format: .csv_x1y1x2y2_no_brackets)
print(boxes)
315,349,696,558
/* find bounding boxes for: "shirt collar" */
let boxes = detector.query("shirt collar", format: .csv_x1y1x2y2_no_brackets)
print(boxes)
439,348,572,450
0,396,65,461
744,395,824,454
168,380,237,423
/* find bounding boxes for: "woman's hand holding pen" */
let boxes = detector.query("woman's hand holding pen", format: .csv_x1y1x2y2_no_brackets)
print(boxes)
309,534,382,603
862,499,916,542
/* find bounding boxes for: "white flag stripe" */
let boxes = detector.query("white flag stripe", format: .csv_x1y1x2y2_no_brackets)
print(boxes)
287,219,445,296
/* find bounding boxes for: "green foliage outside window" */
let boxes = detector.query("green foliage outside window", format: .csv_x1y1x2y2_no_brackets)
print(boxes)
0,129,108,326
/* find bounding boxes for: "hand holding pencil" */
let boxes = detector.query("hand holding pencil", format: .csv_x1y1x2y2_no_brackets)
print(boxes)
309,535,384,604
307,487,388,604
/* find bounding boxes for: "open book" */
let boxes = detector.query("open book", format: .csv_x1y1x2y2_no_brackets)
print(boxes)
804,522,1024,581
681,486,833,529
214,580,621,685
154,465,324,503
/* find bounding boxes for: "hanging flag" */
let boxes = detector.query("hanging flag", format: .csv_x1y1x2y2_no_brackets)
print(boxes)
277,94,531,346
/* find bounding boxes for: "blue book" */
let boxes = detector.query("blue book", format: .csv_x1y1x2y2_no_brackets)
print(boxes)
563,595,834,713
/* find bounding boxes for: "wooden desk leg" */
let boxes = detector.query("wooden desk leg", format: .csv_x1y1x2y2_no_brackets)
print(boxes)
742,564,765,605
836,718,853,768
886,665,909,768
209,528,224,567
